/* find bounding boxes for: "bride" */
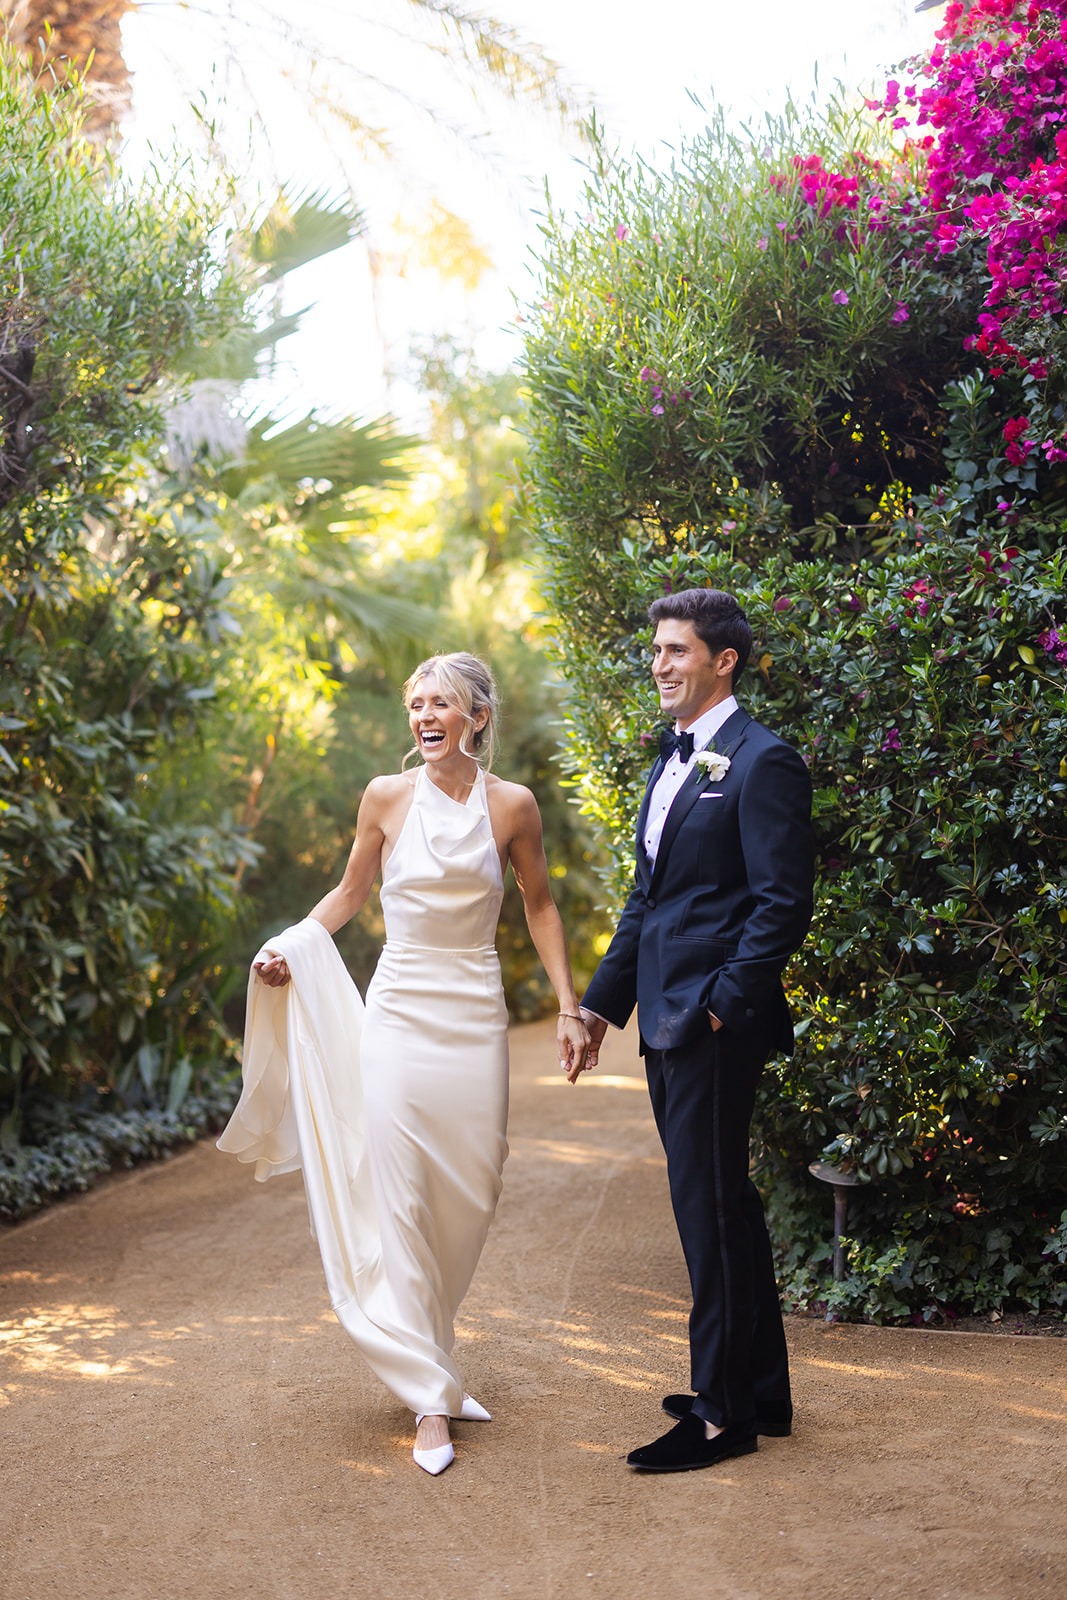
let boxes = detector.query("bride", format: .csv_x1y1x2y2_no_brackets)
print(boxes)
218,652,590,1474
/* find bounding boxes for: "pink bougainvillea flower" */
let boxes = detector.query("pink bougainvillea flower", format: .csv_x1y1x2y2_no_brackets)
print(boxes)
891,302,910,324
1002,414,1035,465
1038,627,1067,664
832,289,850,306
903,577,938,617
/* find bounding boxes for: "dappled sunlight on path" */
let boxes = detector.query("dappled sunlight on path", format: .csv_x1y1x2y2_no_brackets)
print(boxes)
1,1017,1064,1600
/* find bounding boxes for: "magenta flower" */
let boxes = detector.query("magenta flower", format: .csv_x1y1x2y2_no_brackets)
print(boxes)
1002,415,1035,466
891,302,910,324
881,729,902,753
757,237,769,251
1037,628,1067,665
772,596,792,612
615,224,630,241
832,289,850,306
651,404,665,416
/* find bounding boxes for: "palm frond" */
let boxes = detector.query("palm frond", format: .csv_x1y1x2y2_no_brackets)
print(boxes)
290,573,440,653
181,310,307,383
251,185,368,282
404,1,583,124
233,411,419,498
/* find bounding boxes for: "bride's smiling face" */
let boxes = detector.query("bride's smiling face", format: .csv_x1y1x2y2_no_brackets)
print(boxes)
407,673,485,763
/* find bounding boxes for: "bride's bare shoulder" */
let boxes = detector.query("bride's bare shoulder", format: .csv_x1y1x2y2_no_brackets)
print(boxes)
485,774,540,827
361,771,416,813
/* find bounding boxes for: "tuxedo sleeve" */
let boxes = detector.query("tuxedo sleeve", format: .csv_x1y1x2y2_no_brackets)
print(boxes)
581,878,648,1030
701,743,814,1031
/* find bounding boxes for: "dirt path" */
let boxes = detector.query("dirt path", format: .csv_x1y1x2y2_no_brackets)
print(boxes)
2,1018,1065,1600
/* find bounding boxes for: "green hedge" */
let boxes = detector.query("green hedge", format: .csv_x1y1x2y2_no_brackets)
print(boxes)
1,48,252,1129
521,104,1067,1320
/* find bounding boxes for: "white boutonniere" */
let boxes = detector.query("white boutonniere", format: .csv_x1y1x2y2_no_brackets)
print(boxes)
695,748,731,781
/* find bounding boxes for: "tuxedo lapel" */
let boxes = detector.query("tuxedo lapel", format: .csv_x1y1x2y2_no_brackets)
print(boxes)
711,706,752,752
649,708,753,890
634,756,664,889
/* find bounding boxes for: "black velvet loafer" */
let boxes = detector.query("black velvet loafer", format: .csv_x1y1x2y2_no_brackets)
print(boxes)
627,1412,758,1472
661,1393,793,1437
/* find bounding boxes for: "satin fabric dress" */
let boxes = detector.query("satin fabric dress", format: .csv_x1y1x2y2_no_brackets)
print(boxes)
218,765,509,1417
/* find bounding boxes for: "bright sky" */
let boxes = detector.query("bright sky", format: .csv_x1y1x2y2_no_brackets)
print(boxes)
122,0,940,424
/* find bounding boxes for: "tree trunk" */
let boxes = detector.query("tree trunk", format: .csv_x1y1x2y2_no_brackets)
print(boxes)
5,1,135,135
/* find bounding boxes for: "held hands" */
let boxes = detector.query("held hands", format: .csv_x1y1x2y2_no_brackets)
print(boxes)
556,1012,593,1085
556,1004,604,1081
254,953,291,987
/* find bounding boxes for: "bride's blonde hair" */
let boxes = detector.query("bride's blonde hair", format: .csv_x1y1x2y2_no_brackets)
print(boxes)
402,652,499,771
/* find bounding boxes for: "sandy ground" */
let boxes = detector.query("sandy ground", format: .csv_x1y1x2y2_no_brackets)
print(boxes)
2,1017,1065,1600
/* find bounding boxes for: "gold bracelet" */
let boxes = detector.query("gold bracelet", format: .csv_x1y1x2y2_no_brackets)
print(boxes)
558,1011,583,1019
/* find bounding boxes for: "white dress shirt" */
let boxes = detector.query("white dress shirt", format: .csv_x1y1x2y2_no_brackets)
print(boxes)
643,695,738,865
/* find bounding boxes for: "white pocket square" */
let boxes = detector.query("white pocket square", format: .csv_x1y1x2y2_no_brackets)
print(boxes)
700,792,724,799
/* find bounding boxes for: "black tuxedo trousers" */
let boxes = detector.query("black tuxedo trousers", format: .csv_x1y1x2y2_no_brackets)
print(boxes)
645,1015,791,1429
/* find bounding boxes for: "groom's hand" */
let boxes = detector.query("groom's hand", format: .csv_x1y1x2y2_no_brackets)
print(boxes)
579,1008,607,1073
557,1013,592,1084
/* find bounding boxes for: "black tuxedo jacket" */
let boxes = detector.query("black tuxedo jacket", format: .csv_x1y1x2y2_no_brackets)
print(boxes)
583,706,814,1054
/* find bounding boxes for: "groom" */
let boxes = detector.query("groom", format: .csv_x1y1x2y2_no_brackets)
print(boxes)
581,587,814,1473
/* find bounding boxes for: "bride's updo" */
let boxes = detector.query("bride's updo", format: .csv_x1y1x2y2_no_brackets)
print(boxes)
402,651,499,770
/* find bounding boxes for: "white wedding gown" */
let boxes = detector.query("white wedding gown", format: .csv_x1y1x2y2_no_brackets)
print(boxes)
218,765,509,1417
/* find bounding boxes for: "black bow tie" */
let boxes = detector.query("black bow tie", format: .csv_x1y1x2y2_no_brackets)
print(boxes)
659,727,695,763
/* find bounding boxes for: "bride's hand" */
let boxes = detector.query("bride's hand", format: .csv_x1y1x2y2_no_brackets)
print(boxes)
254,953,291,987
557,1013,592,1085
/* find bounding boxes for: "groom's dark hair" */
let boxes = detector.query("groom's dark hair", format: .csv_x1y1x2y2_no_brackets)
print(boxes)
647,588,752,684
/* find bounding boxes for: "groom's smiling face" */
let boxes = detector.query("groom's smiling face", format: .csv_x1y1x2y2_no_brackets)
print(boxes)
651,619,736,729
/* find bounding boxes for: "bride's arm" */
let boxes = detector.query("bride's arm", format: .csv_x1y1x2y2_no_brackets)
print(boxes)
505,786,591,1083
307,777,391,933
256,780,391,986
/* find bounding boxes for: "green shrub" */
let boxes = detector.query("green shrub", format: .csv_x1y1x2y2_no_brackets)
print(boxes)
0,48,251,1127
0,1069,239,1221
520,101,1067,1321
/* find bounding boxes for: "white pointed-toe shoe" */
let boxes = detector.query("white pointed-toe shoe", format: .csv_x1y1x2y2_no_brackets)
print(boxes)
416,1394,491,1426
412,1440,455,1476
